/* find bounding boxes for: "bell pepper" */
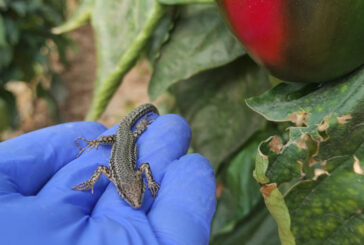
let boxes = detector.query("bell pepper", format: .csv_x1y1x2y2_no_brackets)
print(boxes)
216,0,364,83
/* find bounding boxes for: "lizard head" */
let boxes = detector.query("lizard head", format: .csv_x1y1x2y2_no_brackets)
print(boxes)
116,180,145,209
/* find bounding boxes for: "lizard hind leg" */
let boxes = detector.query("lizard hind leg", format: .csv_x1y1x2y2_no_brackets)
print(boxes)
137,163,160,198
133,115,155,137
72,165,113,194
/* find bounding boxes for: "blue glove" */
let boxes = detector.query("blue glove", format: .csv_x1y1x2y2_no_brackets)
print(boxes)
0,114,216,245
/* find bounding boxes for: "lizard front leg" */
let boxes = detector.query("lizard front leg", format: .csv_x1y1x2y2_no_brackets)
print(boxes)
137,163,160,198
72,165,113,194
75,134,116,157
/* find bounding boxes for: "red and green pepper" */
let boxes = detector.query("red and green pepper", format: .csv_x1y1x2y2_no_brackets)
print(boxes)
216,0,364,83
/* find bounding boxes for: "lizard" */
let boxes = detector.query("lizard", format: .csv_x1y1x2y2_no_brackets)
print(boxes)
72,103,160,209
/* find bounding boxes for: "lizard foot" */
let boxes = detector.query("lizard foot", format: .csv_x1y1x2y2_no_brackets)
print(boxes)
133,115,156,137
148,182,160,198
74,137,100,157
72,182,95,194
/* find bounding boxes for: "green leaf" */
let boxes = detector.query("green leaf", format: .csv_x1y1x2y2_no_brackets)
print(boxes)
52,0,94,34
253,137,273,184
0,88,17,128
145,8,176,63
148,4,245,100
285,145,364,244
9,1,27,16
253,133,317,184
172,56,270,169
211,131,274,237
0,15,7,47
0,97,10,133
0,0,70,84
3,18,19,45
211,205,280,245
91,0,155,86
248,68,364,184
158,0,213,4
248,67,364,244
86,2,166,120
261,184,295,245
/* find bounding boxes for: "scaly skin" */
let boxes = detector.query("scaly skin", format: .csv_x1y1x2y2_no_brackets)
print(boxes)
73,104,160,208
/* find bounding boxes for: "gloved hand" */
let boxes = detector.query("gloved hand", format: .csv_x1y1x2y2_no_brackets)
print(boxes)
0,114,216,245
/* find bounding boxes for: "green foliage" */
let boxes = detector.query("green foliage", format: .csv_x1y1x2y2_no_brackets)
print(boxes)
0,0,69,83
248,67,364,244
66,0,168,120
172,56,270,169
148,4,244,100
92,0,155,86
210,130,275,239
0,86,16,129
57,0,364,244
0,97,10,132
0,0,70,131
211,206,280,245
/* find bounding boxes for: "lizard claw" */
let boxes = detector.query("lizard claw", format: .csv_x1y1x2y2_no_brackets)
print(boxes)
72,181,94,194
74,137,99,157
149,182,160,198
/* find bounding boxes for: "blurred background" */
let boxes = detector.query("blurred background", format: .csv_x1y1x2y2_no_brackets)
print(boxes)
0,0,150,140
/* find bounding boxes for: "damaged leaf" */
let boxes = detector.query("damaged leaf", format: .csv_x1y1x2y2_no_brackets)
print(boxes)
337,114,352,124
353,155,364,175
254,133,316,184
269,136,283,154
248,67,364,183
285,143,364,244
248,67,364,244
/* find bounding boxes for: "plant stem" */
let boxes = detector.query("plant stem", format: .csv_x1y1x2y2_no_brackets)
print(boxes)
86,1,166,120
52,8,92,34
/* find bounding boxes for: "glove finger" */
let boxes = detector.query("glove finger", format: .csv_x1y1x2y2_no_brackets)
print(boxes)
0,122,106,196
148,154,216,245
92,114,191,218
